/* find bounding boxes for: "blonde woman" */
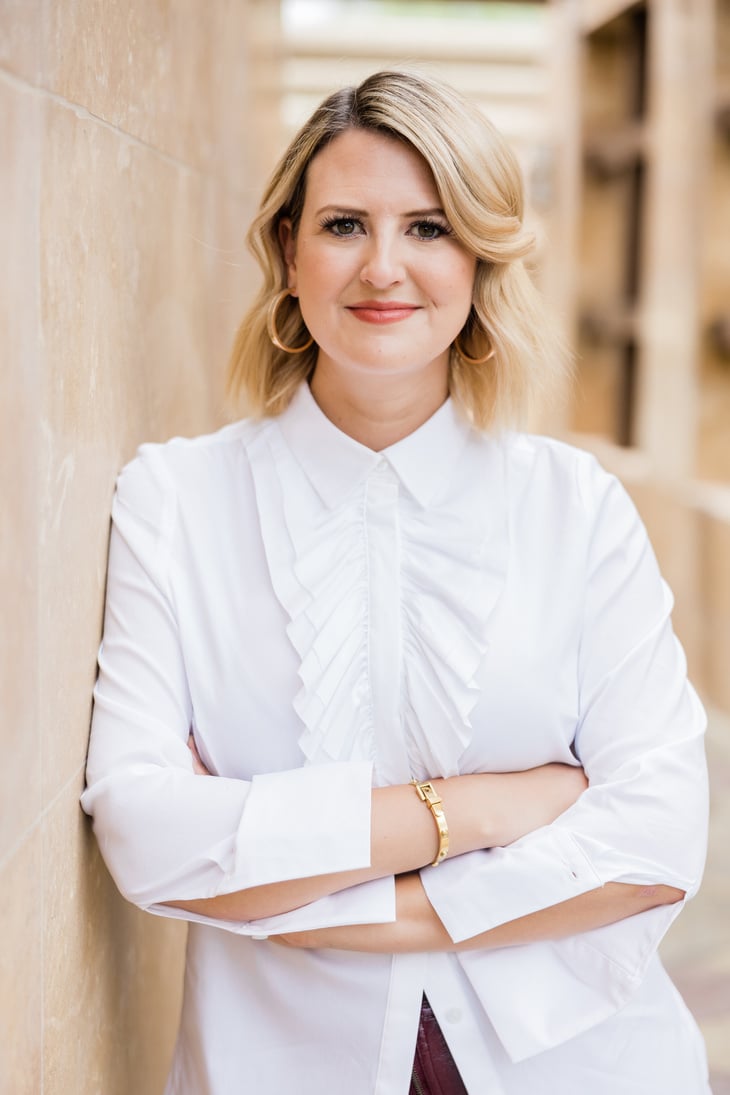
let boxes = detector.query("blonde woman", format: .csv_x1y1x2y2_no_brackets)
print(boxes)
82,71,709,1094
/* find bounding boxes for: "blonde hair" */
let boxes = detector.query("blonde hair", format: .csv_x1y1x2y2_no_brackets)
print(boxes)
227,69,566,430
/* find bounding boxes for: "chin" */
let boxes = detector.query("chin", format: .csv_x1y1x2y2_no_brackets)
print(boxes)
341,348,449,375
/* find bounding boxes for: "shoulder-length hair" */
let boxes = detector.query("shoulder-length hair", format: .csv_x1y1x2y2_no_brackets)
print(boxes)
227,69,567,431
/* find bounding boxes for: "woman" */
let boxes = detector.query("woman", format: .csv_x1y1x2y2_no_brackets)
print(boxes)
82,71,710,1094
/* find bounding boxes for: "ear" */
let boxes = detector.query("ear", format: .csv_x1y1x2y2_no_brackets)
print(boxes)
278,217,298,293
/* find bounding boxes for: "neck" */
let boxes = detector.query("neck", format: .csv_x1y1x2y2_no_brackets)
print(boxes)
309,358,450,451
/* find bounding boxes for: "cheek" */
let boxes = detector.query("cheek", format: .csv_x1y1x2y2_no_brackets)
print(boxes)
297,247,354,297
442,271,477,319
454,253,478,294
439,258,476,313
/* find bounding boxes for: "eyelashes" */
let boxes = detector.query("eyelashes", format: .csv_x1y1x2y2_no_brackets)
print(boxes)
408,219,453,241
318,214,453,241
319,215,361,237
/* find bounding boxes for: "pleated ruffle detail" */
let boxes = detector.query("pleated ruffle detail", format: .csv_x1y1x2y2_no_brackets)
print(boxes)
245,415,509,778
398,450,508,778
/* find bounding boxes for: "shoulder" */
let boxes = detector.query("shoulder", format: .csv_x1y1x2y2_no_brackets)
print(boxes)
114,418,266,511
128,417,260,478
494,433,648,565
494,434,660,604
496,431,620,514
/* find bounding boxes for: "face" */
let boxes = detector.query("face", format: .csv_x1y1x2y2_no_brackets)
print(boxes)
280,129,477,388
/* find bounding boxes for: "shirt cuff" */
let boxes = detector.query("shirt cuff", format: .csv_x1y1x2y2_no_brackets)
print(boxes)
146,875,396,938
421,829,603,944
227,760,374,889
456,901,684,1061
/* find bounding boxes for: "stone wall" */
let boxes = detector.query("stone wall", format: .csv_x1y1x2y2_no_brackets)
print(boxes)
0,2,277,1091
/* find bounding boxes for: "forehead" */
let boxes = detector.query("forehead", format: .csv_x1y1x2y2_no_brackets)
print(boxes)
302,129,440,210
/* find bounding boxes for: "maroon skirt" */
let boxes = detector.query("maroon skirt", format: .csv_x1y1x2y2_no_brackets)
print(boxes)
409,997,469,1095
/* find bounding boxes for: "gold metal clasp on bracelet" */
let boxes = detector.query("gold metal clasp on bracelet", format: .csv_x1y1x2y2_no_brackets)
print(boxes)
411,779,449,866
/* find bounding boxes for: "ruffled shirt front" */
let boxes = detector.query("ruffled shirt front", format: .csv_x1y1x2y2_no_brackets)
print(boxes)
247,387,508,781
81,383,710,1095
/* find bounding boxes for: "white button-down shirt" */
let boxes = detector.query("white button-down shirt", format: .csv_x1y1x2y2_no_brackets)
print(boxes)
82,383,710,1094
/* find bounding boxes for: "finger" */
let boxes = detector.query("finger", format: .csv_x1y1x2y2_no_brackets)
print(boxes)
187,733,211,776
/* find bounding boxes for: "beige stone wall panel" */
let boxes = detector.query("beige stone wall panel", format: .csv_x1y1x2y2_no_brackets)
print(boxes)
0,831,42,1095
0,0,44,83
0,0,269,1087
42,780,185,1095
36,95,255,804
0,77,42,855
36,100,195,804
42,0,255,175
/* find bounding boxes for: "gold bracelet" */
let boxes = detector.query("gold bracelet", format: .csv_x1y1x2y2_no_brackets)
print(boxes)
410,779,449,866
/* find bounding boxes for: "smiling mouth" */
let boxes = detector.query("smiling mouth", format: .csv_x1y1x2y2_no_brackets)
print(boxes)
346,302,420,324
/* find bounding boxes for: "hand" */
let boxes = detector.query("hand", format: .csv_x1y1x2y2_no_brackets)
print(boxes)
188,732,212,776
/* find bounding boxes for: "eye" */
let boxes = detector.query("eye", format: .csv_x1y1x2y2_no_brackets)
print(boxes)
321,216,362,237
410,219,451,241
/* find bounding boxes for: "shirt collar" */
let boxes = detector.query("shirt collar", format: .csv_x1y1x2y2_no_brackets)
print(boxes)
276,382,472,509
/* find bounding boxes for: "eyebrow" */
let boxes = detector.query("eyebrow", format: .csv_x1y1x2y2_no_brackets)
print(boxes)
314,205,448,219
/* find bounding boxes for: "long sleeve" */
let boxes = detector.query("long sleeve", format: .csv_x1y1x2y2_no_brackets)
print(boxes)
81,447,395,935
421,453,708,1058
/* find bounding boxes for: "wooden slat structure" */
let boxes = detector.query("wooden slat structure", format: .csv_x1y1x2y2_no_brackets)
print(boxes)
553,0,730,717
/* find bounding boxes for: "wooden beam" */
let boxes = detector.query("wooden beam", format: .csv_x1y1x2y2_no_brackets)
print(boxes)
579,306,637,346
584,122,646,177
708,315,730,360
580,0,642,36
717,90,730,138
634,0,715,478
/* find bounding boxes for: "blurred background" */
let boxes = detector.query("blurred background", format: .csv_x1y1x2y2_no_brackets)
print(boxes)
1,1,728,1091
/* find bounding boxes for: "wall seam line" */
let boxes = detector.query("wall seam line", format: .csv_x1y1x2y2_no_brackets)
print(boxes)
0,64,213,180
0,760,87,875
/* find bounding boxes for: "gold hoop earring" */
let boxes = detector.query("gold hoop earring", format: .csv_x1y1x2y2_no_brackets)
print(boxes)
267,289,314,354
454,333,495,366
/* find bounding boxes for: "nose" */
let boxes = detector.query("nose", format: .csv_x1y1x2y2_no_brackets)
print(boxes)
359,231,405,288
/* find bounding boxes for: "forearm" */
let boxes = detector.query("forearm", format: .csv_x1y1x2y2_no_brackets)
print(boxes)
424,878,685,953
167,764,586,922
273,872,685,953
167,776,484,921
166,782,428,920
462,882,684,951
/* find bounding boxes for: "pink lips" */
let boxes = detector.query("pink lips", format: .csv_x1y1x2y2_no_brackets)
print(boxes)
346,300,420,324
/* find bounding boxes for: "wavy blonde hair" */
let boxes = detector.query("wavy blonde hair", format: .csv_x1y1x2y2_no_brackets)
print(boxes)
227,69,566,430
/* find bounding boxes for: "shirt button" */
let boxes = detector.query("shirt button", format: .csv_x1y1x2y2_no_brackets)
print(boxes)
352,681,369,709
372,459,394,481
444,1007,462,1024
